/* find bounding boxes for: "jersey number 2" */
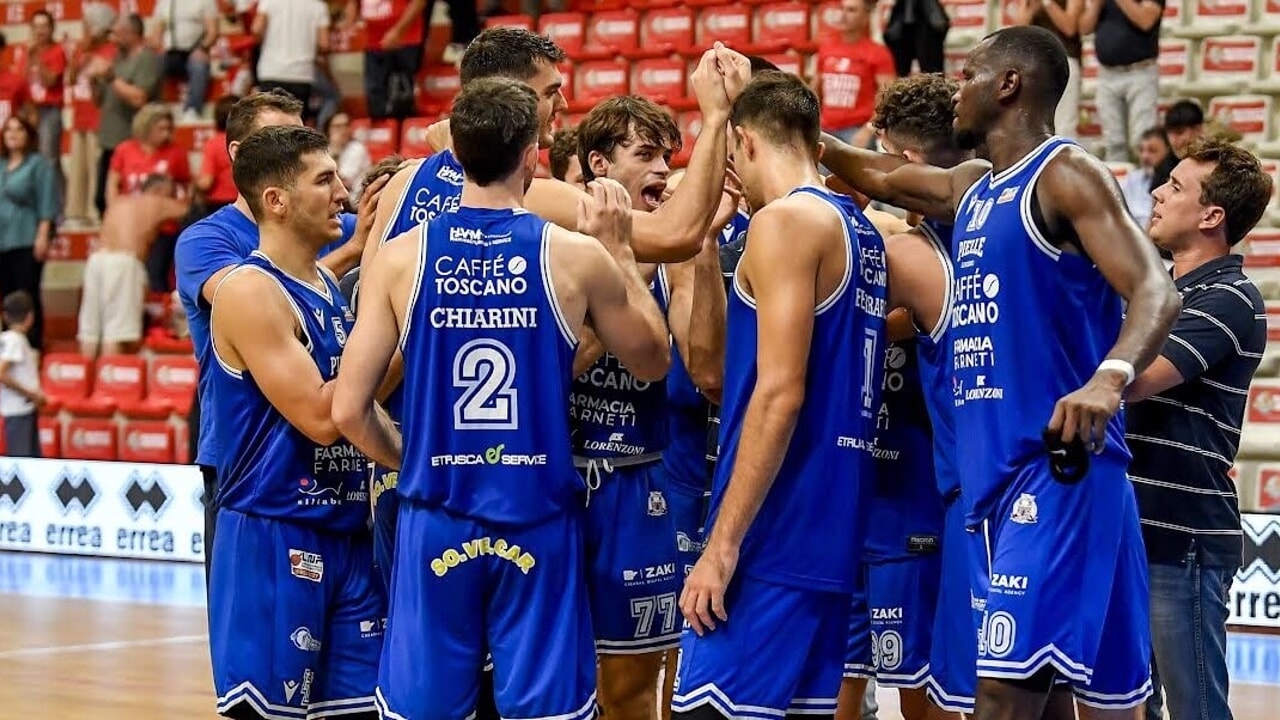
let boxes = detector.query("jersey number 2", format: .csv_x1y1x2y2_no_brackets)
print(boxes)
453,339,518,430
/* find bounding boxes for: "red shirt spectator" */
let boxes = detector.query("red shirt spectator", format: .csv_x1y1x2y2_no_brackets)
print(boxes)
817,0,896,135
22,37,68,109
71,42,118,133
362,0,425,51
109,138,191,197
0,69,29,126
198,131,237,205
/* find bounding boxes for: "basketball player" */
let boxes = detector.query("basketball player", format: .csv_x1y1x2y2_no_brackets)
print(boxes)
331,77,671,720
673,71,889,719
836,73,968,720
175,89,382,584
550,126,584,186
819,26,1181,719
570,94,734,720
207,126,381,720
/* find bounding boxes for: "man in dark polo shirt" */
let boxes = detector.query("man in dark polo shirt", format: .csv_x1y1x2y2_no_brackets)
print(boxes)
1126,136,1273,720
1080,0,1163,162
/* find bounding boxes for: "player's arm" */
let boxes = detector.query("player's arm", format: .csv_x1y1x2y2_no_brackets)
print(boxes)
577,238,671,382
176,221,252,309
681,205,819,634
820,132,990,221
667,229,729,403
213,271,343,445
362,163,419,271
332,235,414,469
571,324,606,378
1039,148,1181,447
885,228,948,340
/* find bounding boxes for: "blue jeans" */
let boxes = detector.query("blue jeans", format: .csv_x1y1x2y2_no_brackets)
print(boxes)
1144,546,1236,720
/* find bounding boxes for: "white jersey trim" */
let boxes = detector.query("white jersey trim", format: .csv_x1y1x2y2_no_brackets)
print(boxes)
925,677,976,713
1073,678,1154,709
249,250,335,306
1018,143,1071,262
307,694,378,718
542,223,578,347
378,159,427,246
210,265,314,380
990,136,1063,188
398,223,430,352
914,222,954,343
673,682,788,718
216,681,308,720
811,190,855,317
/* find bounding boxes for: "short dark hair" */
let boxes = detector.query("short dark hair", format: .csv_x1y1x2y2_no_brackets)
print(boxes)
1165,100,1205,131
124,13,144,37
141,173,175,194
577,96,681,182
2,291,33,325
982,25,1070,110
232,126,332,220
1140,126,1169,143
1183,136,1273,246
214,94,240,133
459,27,567,85
549,127,579,181
747,55,781,76
450,77,540,187
730,72,821,151
361,154,404,194
30,10,53,27
225,89,305,151
0,115,38,159
872,73,959,156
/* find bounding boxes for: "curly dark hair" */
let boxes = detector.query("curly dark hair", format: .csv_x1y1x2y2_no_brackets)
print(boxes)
549,127,579,182
870,73,959,156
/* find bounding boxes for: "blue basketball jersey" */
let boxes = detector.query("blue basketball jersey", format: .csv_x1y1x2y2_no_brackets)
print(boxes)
664,342,710,492
721,209,750,247
397,207,579,525
381,150,465,244
570,273,669,459
915,221,959,500
210,252,369,533
708,186,888,593
949,137,1128,526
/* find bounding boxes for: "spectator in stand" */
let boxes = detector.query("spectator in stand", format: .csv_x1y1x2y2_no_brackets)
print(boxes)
0,116,56,352
325,111,371,196
1081,0,1164,161
549,126,583,186
251,0,331,119
424,0,481,64
1128,137,1272,720
107,104,191,293
816,0,897,147
1120,127,1169,231
0,291,44,459
0,34,31,128
1150,100,1205,193
88,12,164,218
149,0,219,123
195,95,241,216
1012,0,1084,139
22,11,68,203
66,3,118,226
881,0,948,75
348,0,427,121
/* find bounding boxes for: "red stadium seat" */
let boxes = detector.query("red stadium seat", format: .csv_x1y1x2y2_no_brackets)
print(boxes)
173,124,216,156
1184,36,1261,96
759,52,803,76
691,5,754,55
1261,0,1280,34
540,13,592,59
143,334,195,355
63,418,118,461
753,2,815,54
487,14,536,31
400,117,439,159
42,353,93,403
148,356,199,418
91,355,147,404
175,420,190,465
1209,95,1273,145
119,421,175,465
1243,229,1280,270
1177,0,1250,38
38,416,61,459
638,7,697,57
672,110,704,167
1157,39,1193,94
418,66,461,115
351,119,401,164
939,0,990,42
572,60,632,112
586,10,650,59
631,58,693,109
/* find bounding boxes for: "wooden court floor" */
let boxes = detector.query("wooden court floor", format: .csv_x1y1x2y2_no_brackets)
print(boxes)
1,553,1279,720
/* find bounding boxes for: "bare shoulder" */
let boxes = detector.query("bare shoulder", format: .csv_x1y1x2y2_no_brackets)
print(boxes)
1038,144,1125,212
212,266,289,323
374,227,422,271
547,224,607,267
749,193,843,249
950,158,995,200
864,207,911,237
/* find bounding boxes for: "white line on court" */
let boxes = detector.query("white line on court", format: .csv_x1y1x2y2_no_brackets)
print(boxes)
0,634,208,659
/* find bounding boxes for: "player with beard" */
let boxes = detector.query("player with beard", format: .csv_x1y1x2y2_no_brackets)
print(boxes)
819,25,1180,720
570,94,735,720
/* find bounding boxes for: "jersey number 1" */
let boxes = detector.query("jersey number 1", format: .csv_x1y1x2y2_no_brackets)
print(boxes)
453,339,519,430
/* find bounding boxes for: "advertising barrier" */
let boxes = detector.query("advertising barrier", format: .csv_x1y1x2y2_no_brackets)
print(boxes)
0,458,205,563
1233,513,1280,629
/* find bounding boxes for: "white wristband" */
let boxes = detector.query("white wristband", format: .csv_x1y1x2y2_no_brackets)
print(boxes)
1097,359,1135,387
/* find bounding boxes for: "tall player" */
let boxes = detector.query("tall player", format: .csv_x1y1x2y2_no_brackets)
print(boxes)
207,126,382,720
820,26,1180,719
836,73,970,720
331,77,672,720
570,94,733,720
673,71,889,719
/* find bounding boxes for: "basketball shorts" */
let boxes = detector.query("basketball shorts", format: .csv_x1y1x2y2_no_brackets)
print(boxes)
673,574,847,717
925,499,978,714
844,566,873,679
77,249,146,344
376,499,596,720
972,457,1152,709
209,509,385,720
665,479,706,580
370,463,399,592
581,459,682,654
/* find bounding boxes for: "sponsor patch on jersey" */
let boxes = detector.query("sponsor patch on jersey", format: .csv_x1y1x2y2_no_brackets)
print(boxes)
288,548,324,582
1010,493,1038,525
647,490,668,517
907,534,940,554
